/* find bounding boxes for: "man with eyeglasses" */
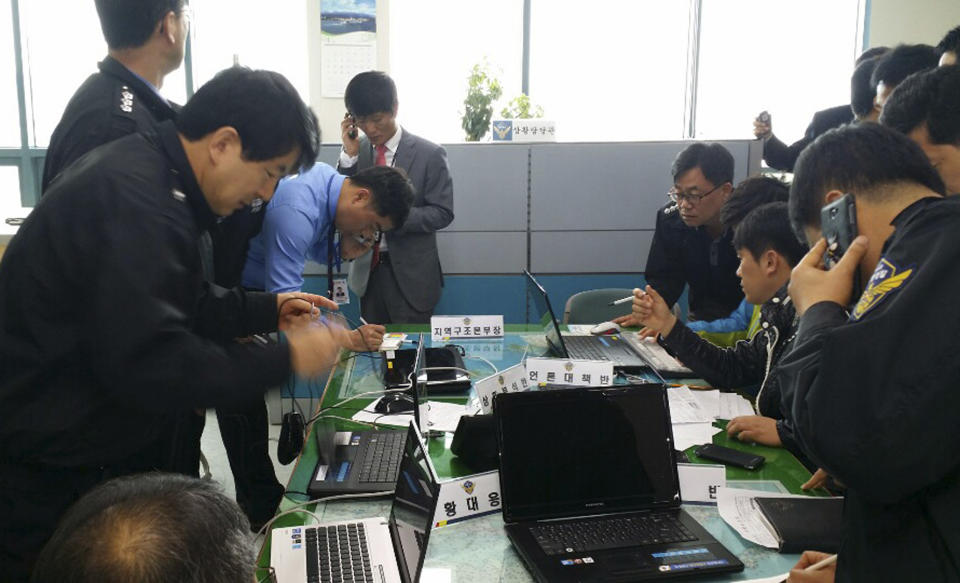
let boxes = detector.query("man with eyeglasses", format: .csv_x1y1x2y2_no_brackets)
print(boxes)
615,143,743,327
338,71,454,324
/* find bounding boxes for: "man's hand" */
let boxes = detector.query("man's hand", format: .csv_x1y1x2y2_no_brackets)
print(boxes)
632,286,677,338
340,234,374,260
612,314,642,327
753,112,772,139
348,324,385,352
727,415,782,446
786,551,837,583
789,236,868,316
286,322,344,378
341,113,360,157
802,468,831,491
277,292,338,331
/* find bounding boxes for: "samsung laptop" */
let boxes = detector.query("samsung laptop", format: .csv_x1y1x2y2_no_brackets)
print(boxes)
495,385,743,581
273,422,441,583
307,335,430,497
524,270,693,378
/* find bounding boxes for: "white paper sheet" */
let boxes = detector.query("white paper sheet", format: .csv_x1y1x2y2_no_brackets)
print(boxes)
719,392,756,419
565,324,596,335
671,422,722,451
690,389,721,419
735,575,790,583
352,399,468,433
716,487,810,549
667,385,716,424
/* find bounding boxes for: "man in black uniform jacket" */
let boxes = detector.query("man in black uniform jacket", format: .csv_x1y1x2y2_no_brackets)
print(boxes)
616,143,743,326
0,67,342,581
42,0,287,527
780,123,958,581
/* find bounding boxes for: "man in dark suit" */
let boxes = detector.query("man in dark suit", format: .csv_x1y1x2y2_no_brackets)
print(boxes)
752,47,891,172
338,71,454,324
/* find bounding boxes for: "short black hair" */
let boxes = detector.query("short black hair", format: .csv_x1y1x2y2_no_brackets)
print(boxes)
94,0,184,49
344,71,398,118
177,67,320,172
31,473,254,583
789,123,945,237
855,46,890,66
671,143,734,187
349,166,415,229
721,175,789,230
937,25,960,56
733,202,808,267
871,44,939,90
851,55,884,118
882,66,960,146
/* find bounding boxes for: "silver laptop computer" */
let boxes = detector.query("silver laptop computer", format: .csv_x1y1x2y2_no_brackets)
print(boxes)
272,422,440,583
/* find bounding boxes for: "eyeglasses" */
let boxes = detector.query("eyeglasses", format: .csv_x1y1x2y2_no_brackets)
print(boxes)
668,182,727,205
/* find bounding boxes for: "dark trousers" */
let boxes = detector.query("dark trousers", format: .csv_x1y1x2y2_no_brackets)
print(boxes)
360,254,433,324
215,398,284,528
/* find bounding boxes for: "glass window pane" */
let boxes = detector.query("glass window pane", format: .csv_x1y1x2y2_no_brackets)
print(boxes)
19,1,106,147
0,165,24,220
390,0,523,144
529,0,691,142
0,5,19,147
189,0,310,102
695,0,861,143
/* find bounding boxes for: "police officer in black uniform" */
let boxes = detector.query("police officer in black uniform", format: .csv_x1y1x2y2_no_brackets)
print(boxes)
782,124,960,581
42,0,284,529
0,67,337,582
615,143,743,327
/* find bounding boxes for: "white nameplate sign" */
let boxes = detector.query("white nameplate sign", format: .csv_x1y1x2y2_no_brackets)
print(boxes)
474,363,529,414
431,315,504,341
677,463,726,505
524,357,614,387
491,119,557,142
433,470,502,527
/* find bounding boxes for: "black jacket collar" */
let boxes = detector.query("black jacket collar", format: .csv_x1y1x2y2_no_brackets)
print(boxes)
98,55,179,115
155,120,218,231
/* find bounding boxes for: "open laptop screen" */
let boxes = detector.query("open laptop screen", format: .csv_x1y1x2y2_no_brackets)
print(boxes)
523,270,569,357
496,385,680,523
389,423,440,583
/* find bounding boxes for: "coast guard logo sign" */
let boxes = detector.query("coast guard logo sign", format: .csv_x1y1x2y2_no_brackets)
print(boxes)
492,120,513,141
851,258,914,321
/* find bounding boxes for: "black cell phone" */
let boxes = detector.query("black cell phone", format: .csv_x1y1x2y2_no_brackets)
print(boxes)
345,113,358,140
694,444,765,470
820,193,857,269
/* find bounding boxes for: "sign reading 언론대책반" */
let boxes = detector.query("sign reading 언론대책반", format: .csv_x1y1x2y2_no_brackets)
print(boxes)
524,357,614,388
431,315,504,341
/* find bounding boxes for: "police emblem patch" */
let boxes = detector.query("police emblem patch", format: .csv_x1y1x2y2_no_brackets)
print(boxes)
461,480,475,495
851,258,914,321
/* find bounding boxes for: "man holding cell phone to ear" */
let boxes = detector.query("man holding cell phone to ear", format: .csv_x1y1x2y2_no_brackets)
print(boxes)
778,123,960,581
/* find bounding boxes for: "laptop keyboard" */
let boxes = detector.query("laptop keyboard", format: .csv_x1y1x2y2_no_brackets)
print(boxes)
563,336,611,361
357,431,404,483
622,335,692,374
305,523,374,583
530,513,696,556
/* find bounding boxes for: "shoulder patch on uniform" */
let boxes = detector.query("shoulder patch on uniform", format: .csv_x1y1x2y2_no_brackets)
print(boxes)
117,85,135,115
851,258,915,321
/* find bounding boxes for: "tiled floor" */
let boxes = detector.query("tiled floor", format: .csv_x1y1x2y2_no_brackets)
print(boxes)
199,408,295,503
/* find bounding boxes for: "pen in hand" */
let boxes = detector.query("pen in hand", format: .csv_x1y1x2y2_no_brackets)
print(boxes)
608,290,646,306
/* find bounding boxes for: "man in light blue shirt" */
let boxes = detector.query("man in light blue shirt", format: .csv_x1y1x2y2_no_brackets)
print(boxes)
243,163,415,350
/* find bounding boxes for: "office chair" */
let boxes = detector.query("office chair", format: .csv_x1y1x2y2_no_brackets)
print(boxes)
562,288,635,324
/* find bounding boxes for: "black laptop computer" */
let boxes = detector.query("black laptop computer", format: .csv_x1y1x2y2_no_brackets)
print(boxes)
495,385,744,581
525,270,649,372
524,270,694,378
273,422,441,583
307,335,430,497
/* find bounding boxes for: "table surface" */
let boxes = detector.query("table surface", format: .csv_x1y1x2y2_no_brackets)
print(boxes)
259,326,827,582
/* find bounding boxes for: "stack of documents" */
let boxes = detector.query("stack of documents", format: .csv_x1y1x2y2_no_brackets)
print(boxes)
667,385,722,450
352,399,469,433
